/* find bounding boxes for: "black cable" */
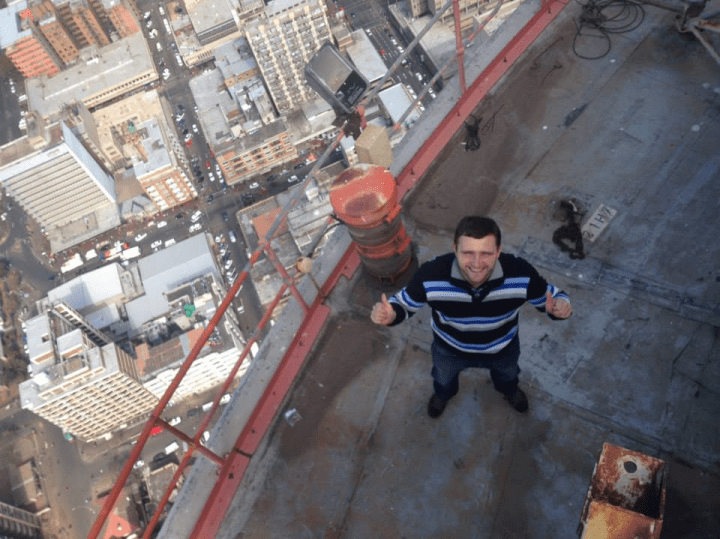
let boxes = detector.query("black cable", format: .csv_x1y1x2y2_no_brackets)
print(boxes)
573,0,645,59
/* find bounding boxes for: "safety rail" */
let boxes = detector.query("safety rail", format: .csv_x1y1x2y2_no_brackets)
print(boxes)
89,0,567,535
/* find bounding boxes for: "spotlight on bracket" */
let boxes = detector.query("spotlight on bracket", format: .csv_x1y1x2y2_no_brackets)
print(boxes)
305,41,370,116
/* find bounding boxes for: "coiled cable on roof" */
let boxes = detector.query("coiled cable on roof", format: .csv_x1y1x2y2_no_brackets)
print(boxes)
573,0,646,59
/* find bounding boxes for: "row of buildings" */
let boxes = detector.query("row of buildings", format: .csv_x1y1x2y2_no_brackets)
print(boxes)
0,0,508,253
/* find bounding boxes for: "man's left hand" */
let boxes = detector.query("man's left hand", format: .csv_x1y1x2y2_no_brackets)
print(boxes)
545,292,572,319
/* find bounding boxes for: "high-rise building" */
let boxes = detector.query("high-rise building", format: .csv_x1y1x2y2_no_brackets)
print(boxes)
245,0,333,114
0,121,121,253
23,1,81,65
55,0,111,48
0,1,63,78
0,501,42,539
19,305,158,442
0,0,138,79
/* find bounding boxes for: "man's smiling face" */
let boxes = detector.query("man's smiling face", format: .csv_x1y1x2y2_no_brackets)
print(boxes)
454,234,501,288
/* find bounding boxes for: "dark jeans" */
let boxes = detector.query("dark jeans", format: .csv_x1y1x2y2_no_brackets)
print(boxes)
431,336,521,401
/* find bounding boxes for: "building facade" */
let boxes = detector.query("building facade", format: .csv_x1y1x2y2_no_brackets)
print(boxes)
245,0,333,114
22,2,81,65
0,4,64,79
216,122,297,184
19,305,158,442
0,501,42,539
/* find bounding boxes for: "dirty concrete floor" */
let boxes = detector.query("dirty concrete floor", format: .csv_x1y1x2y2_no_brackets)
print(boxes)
221,2,720,538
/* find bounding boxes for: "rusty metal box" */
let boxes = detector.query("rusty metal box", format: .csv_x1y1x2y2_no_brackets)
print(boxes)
578,443,667,539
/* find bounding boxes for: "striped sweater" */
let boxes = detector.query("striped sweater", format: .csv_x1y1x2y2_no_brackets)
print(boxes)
388,252,570,355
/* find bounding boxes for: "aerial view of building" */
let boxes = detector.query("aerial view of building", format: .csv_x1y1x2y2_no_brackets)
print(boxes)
0,0,717,536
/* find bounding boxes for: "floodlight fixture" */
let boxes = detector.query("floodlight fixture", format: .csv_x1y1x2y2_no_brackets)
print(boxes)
305,41,370,115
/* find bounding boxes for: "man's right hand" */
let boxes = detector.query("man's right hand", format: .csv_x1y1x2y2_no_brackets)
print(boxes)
371,293,397,325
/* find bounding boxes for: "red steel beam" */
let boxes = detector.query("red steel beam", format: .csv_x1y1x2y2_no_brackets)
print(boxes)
191,299,331,537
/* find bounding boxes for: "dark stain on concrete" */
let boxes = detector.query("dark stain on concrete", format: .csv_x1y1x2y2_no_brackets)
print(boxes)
563,103,588,127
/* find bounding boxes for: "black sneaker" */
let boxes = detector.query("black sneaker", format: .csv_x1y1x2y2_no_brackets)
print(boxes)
427,394,448,418
505,387,528,413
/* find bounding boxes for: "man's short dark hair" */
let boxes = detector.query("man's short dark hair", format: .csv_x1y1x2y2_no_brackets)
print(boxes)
454,216,501,247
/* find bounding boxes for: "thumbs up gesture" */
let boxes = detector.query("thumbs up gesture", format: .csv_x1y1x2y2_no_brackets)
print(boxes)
371,293,397,325
546,291,572,319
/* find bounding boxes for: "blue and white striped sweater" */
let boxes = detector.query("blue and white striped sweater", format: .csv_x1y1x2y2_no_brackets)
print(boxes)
389,252,569,356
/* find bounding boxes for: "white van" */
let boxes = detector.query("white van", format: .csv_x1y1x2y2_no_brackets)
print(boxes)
164,441,179,454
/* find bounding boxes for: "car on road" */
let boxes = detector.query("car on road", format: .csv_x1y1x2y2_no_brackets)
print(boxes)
288,175,300,184
169,416,182,426
191,210,202,222
133,459,145,469
151,240,163,249
162,69,170,80
176,212,184,219
184,133,192,142
192,124,199,134
135,233,147,241
187,407,200,417
220,393,231,405
157,220,168,228
228,230,237,243
150,425,163,436
266,174,276,182
222,211,229,221
294,162,304,170
207,194,214,203
224,259,233,270
249,181,260,189
189,223,202,233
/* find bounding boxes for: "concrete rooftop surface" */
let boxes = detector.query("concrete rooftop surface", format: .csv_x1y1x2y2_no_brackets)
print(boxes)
162,1,720,538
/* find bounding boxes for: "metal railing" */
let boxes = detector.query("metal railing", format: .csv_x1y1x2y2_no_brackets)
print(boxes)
89,0,567,535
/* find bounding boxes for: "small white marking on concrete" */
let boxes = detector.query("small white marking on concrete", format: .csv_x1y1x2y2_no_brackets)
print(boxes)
581,204,617,242
691,124,700,132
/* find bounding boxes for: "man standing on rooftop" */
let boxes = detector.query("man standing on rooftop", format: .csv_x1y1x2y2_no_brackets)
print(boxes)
370,216,572,418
